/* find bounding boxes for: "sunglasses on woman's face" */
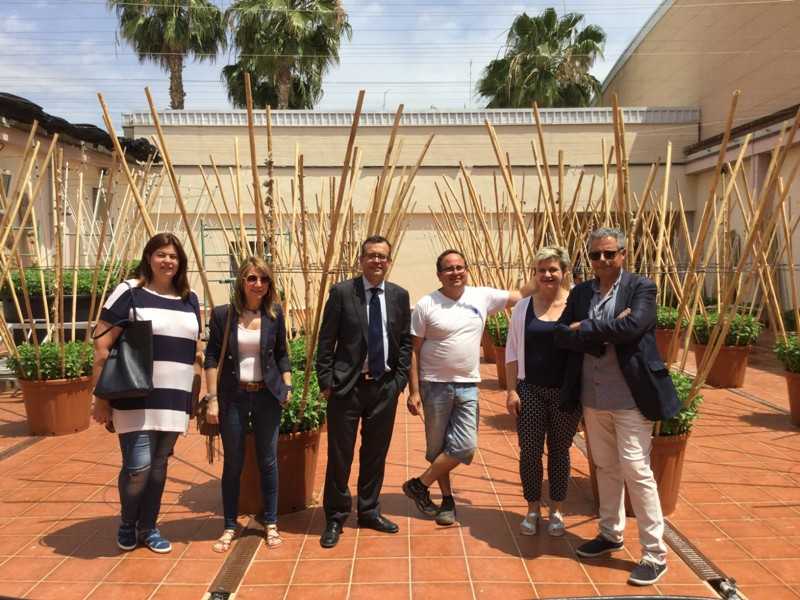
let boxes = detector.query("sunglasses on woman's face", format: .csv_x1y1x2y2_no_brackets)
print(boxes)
246,275,271,285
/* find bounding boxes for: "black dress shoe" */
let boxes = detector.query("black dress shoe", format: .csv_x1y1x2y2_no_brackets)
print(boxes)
320,520,343,548
357,514,399,534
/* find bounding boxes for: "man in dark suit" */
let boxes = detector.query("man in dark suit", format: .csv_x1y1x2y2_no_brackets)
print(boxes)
316,235,412,548
554,227,680,586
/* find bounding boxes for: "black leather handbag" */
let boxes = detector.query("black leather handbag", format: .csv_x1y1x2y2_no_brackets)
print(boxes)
93,282,154,401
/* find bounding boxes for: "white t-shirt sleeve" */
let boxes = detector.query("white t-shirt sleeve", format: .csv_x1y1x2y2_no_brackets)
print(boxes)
482,287,511,316
410,298,427,338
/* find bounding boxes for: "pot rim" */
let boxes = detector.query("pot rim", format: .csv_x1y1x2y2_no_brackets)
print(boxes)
17,374,94,386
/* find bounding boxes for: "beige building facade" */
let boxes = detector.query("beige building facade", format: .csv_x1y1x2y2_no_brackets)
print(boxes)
123,107,699,304
602,0,800,316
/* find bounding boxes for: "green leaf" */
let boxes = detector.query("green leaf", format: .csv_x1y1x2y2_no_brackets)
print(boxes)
6,341,94,381
487,313,509,347
657,371,703,436
775,335,800,373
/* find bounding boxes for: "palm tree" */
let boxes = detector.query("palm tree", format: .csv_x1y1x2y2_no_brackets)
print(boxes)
224,0,352,109
108,0,227,109
477,8,606,108
222,61,322,109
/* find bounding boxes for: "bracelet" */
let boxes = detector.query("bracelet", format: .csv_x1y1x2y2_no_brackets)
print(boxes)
205,393,218,401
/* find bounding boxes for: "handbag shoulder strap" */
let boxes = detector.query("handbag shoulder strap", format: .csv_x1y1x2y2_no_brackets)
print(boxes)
92,280,138,340
216,305,233,388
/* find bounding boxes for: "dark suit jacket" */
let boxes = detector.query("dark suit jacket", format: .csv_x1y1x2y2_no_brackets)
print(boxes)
204,303,291,403
316,277,412,398
554,271,680,422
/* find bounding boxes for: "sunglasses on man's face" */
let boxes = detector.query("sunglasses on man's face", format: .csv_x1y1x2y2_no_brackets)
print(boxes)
246,275,271,285
588,249,624,261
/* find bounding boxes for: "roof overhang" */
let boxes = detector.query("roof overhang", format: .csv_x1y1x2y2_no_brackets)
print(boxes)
123,106,699,128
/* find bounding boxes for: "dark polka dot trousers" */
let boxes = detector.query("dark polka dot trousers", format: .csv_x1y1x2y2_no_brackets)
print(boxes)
516,380,581,503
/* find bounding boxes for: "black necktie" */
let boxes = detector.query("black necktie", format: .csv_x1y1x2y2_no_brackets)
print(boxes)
368,287,384,378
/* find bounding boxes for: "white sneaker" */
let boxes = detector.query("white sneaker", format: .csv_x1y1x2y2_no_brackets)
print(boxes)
547,511,565,537
520,512,540,536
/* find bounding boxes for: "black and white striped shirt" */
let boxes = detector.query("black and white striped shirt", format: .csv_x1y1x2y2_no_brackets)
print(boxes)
101,279,201,433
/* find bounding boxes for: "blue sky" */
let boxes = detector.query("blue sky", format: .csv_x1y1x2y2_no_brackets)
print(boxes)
0,1,659,126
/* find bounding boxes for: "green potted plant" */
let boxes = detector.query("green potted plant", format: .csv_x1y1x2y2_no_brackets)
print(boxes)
774,335,800,426
692,311,762,387
655,305,680,362
6,341,94,435
487,312,509,389
239,336,328,515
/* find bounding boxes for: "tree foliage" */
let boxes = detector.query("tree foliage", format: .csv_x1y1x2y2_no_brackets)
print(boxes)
108,0,227,109
224,0,351,109
477,8,606,108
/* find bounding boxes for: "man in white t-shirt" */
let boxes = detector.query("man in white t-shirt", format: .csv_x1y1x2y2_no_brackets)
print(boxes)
403,249,530,525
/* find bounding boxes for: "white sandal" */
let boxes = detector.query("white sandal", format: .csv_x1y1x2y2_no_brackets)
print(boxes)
266,524,283,548
212,528,236,553
520,512,540,536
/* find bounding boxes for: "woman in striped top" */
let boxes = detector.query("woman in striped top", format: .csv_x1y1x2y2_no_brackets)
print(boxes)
92,232,201,554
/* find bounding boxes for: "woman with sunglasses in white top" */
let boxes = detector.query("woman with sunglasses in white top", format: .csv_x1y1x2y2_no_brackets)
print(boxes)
203,257,292,552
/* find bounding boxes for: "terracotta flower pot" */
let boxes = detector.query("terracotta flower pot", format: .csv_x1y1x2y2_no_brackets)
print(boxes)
785,371,800,427
239,427,322,516
493,345,507,389
693,344,751,388
18,375,93,436
588,431,690,517
481,328,495,363
655,328,678,363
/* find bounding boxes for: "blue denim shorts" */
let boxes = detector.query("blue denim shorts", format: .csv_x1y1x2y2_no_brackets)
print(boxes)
420,381,479,465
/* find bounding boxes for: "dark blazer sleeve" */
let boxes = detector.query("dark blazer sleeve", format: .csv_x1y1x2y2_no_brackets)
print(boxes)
274,306,291,374
578,277,657,345
553,285,605,356
203,304,225,369
394,286,412,387
316,283,343,390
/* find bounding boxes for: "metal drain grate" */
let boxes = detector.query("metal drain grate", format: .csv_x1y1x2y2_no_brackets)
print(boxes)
206,517,262,599
664,519,725,581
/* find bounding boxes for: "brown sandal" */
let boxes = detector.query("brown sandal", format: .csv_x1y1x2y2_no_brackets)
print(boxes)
212,528,236,553
265,524,283,548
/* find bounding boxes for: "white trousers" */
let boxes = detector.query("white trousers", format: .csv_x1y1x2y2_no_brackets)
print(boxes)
583,406,667,564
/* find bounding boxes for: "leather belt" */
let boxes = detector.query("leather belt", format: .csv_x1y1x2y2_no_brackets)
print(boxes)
239,381,266,391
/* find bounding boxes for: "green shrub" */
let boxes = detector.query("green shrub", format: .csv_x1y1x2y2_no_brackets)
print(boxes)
656,305,679,329
280,368,326,434
658,371,703,436
692,311,762,346
487,313,509,347
775,335,800,373
6,341,94,381
287,336,312,371
2,263,139,299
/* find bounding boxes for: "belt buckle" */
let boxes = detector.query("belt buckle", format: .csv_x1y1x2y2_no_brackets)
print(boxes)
362,373,374,381
244,382,260,392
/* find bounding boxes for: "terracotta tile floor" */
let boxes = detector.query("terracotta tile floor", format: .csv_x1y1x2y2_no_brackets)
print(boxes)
0,345,798,599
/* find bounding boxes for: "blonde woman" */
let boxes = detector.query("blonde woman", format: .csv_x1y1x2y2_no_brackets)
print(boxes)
203,257,292,551
505,247,581,536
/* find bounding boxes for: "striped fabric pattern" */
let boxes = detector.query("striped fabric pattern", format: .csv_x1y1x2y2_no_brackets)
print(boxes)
101,279,200,434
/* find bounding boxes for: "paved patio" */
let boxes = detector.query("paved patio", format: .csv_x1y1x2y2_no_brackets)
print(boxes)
0,344,797,599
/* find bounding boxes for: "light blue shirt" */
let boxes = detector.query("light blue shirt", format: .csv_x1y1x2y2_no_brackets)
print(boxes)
362,276,390,373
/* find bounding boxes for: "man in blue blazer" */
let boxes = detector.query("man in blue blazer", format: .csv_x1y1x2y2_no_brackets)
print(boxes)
554,227,680,586
316,235,412,548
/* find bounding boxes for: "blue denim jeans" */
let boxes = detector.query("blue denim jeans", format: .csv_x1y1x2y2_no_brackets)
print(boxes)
220,388,283,529
420,381,479,465
118,430,180,532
